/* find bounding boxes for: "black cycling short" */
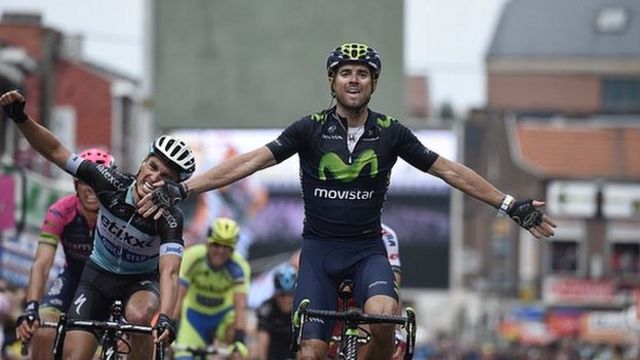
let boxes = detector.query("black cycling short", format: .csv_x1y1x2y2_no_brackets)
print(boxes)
293,237,398,341
67,260,159,332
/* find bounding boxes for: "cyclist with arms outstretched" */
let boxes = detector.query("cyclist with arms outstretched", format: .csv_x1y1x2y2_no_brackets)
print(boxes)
173,217,251,360
138,43,557,360
16,149,116,360
1,90,195,360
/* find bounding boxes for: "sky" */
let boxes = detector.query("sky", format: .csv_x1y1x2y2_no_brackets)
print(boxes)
0,0,509,114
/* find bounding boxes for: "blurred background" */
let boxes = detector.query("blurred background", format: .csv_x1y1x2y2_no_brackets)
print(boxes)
0,0,639,358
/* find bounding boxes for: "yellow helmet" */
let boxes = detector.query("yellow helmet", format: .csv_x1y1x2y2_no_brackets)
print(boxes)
207,217,240,248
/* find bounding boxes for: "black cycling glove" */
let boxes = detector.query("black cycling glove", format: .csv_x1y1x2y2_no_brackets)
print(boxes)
17,301,40,326
506,198,543,230
2,97,28,123
151,181,188,209
154,313,177,343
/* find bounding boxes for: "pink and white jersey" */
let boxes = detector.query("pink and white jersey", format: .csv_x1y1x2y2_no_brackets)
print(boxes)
40,194,94,271
381,223,401,273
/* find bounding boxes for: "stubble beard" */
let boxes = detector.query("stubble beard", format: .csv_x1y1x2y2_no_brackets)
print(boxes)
335,93,371,117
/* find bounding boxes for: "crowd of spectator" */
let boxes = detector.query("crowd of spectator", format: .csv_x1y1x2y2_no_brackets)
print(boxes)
0,277,27,359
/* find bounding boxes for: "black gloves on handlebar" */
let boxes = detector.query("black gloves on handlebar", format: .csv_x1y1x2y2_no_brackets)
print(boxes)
151,181,188,209
17,301,40,327
506,198,543,230
154,313,177,343
2,97,28,123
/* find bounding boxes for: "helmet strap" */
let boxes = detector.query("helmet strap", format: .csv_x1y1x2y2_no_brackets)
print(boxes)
329,76,336,98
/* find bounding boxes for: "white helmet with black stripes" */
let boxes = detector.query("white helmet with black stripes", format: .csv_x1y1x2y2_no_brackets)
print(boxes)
149,135,195,181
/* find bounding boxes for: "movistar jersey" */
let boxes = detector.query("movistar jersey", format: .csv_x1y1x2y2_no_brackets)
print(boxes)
64,155,185,275
179,244,250,315
266,107,439,240
40,194,94,273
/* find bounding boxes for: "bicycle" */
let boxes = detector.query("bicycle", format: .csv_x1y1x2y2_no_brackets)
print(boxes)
48,300,165,360
293,281,417,360
171,343,234,360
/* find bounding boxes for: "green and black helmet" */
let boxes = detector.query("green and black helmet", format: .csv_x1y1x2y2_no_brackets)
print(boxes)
326,43,382,79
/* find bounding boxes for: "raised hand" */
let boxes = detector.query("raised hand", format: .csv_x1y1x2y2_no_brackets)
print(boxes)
0,90,28,123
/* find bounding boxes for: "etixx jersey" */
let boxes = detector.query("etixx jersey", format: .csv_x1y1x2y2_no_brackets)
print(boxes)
64,155,185,274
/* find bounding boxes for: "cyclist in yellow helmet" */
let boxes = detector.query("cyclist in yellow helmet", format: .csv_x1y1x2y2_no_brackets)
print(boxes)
173,217,251,359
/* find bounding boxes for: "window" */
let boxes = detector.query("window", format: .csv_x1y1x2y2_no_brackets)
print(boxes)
602,78,640,112
550,241,579,274
610,243,639,276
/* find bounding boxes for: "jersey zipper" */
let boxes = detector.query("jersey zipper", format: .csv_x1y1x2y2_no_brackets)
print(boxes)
336,117,357,164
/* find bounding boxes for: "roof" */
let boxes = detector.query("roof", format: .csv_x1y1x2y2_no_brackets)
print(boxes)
488,0,640,58
513,118,640,179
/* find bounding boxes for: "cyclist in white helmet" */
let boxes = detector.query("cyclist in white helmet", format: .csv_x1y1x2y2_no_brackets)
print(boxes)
1,90,195,360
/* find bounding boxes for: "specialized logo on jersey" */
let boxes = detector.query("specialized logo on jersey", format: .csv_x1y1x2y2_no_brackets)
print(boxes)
318,149,378,182
74,293,88,315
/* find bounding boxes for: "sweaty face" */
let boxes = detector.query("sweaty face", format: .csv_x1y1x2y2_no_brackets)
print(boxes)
76,181,99,212
207,243,233,268
135,155,180,201
331,64,376,112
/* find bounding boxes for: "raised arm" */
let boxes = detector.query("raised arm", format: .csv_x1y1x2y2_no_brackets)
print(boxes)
188,145,276,196
428,156,505,208
138,146,277,219
0,90,71,169
428,155,556,238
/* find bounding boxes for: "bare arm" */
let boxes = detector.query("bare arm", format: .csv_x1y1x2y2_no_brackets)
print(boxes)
254,331,270,360
428,156,556,238
233,291,248,333
16,243,56,341
428,156,505,208
185,146,276,196
26,244,57,302
138,146,277,219
0,91,71,169
172,284,187,321
158,255,181,317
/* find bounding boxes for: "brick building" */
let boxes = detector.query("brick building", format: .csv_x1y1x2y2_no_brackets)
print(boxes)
0,12,141,175
458,0,640,344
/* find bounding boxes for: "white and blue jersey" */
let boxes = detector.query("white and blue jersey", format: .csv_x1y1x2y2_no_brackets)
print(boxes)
65,154,184,274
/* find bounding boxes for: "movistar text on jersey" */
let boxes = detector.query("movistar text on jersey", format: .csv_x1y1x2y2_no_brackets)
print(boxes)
313,188,374,200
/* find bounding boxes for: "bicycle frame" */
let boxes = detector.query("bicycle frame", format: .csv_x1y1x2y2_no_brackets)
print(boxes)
51,301,164,360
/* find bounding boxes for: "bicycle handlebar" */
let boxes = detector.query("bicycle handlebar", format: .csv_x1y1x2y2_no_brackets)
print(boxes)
66,319,155,334
305,308,408,326
295,299,418,360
